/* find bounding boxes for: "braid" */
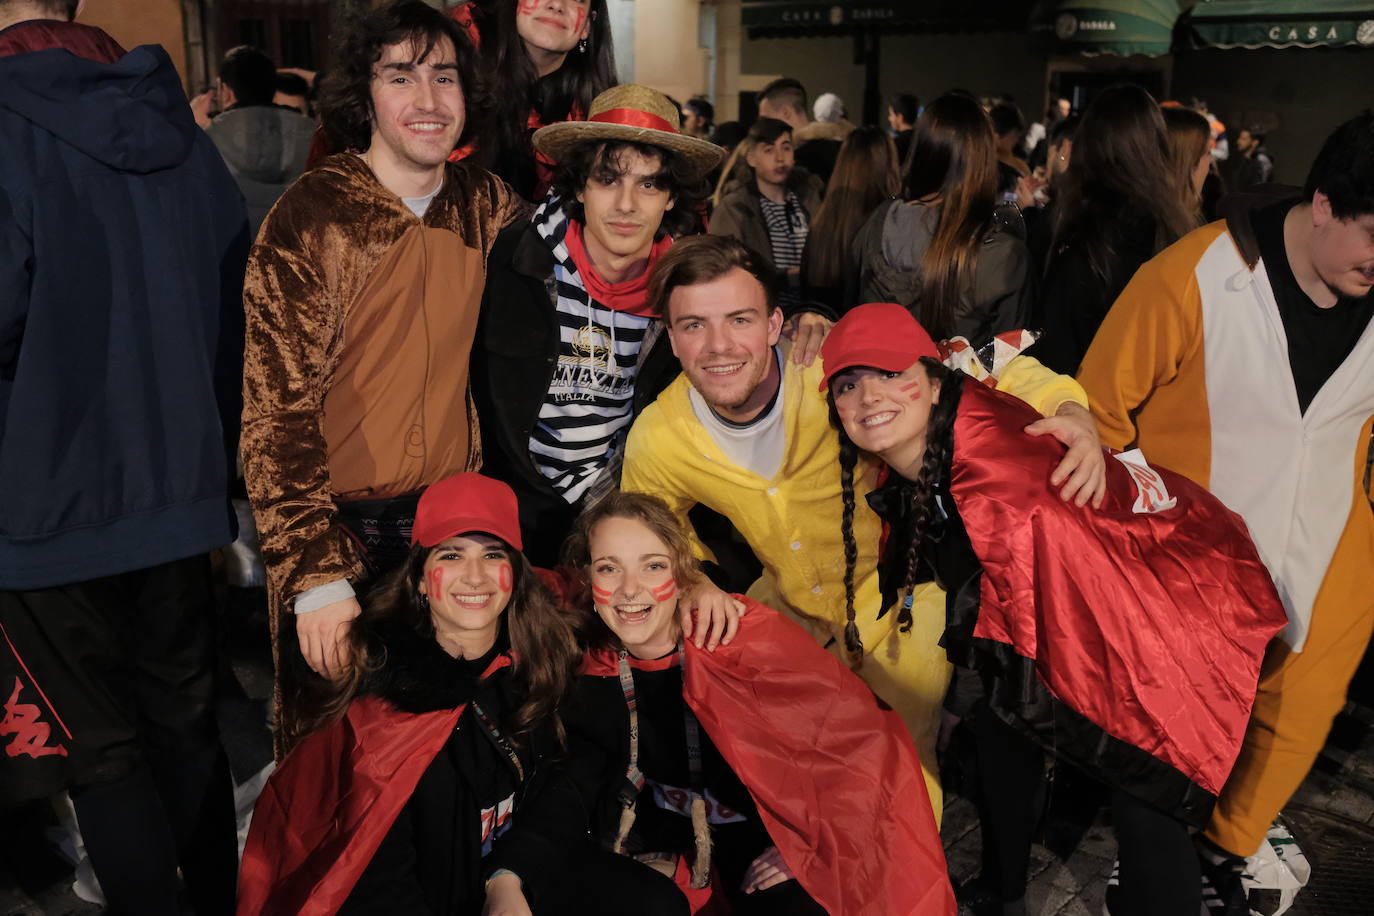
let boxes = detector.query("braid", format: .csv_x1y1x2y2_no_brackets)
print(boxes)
896,363,962,620
838,436,863,661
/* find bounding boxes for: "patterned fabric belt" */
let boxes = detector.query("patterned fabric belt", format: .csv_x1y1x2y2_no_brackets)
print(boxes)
334,492,420,577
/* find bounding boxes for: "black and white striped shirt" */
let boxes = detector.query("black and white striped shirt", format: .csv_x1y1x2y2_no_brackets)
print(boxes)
759,190,808,312
528,199,654,504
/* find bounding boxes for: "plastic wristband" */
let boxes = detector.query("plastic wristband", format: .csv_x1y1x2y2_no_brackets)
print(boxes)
486,868,521,889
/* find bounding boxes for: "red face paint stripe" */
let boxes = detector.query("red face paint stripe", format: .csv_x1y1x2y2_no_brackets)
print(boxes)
498,564,513,593
0,619,72,740
592,584,614,602
427,567,444,601
650,580,677,602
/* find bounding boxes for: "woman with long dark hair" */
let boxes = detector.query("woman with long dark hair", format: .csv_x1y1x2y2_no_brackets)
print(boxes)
473,0,616,200
819,304,1287,916
237,473,680,915
1162,105,1213,220
847,92,1033,346
801,125,900,312
1032,85,1201,375
558,492,955,916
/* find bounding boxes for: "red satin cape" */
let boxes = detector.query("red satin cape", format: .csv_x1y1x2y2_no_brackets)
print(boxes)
584,600,955,916
949,382,1287,803
236,655,511,916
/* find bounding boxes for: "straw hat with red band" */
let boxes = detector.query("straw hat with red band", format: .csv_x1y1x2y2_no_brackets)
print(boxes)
412,472,523,551
818,302,941,392
532,83,725,176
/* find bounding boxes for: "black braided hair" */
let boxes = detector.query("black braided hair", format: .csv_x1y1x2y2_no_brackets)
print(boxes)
827,358,961,644
837,435,863,660
896,361,961,611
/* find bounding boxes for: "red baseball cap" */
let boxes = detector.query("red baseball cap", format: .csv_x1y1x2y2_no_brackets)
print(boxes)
818,302,940,392
412,472,523,550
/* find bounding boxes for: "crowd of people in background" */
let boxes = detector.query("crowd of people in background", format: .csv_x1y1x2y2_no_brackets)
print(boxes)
2,1,1372,915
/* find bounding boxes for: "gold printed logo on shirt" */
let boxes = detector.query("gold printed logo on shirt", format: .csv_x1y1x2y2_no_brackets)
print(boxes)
572,324,614,371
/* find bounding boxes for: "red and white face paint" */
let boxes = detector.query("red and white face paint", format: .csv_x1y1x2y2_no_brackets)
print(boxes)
829,362,940,463
420,533,513,657
587,516,681,659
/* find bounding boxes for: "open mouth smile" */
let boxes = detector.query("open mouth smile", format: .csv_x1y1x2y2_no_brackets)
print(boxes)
860,411,897,428
614,603,654,624
704,362,745,376
450,592,494,608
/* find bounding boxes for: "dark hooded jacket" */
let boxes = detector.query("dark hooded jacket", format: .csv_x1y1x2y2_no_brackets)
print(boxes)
205,104,315,238
0,20,249,589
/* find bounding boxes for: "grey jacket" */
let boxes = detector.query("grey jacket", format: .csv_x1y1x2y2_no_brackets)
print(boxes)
205,105,315,238
846,199,1033,346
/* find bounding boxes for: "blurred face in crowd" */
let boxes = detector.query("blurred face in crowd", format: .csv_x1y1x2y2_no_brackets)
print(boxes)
418,534,512,657
1055,97,1071,120
368,37,464,175
746,132,794,188
1308,192,1374,299
516,0,592,60
1236,129,1257,155
667,267,783,423
588,515,682,659
576,146,675,272
830,363,941,474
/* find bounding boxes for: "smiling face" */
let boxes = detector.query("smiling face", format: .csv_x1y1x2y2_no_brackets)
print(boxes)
516,0,592,57
589,515,681,659
1310,193,1374,299
576,146,676,269
666,266,784,423
419,533,513,657
830,363,940,475
368,37,464,176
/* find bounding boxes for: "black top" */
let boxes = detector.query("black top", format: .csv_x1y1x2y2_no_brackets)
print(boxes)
564,658,768,860
1251,199,1374,414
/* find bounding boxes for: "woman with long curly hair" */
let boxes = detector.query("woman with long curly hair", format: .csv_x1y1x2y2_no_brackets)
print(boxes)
1032,85,1201,375
557,492,954,916
820,304,1287,916
847,92,1034,346
801,125,900,313
237,473,680,916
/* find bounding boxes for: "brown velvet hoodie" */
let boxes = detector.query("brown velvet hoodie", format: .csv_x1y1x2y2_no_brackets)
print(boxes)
241,154,521,745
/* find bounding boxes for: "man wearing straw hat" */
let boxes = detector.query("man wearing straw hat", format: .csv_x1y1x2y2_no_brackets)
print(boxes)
472,84,724,569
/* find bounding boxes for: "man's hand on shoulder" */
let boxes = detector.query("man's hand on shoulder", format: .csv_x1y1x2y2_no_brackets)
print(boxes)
295,597,361,679
782,311,833,368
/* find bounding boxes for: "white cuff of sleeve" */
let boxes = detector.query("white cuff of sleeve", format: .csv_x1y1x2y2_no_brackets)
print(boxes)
294,579,356,614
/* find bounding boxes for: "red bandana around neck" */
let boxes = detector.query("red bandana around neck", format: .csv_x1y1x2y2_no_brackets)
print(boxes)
564,220,673,318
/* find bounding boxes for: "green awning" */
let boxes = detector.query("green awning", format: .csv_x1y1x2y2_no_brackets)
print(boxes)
1184,1,1374,49
741,1,1025,38
1029,0,1184,55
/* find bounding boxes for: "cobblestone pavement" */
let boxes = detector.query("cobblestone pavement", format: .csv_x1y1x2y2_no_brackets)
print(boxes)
4,589,1372,915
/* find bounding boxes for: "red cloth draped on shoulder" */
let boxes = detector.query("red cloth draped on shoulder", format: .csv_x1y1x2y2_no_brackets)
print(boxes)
236,653,512,916
584,599,955,916
0,19,125,61
949,381,1287,802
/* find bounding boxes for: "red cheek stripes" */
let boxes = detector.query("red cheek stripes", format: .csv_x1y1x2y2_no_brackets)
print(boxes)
498,564,512,593
427,567,444,602
517,0,540,13
899,382,922,401
650,580,678,602
592,584,614,606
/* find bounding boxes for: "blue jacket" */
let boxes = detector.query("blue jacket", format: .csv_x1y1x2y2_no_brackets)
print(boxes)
0,23,249,589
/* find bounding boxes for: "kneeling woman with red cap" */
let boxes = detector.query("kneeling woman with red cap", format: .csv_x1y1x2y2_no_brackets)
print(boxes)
557,491,956,916
237,473,685,916
819,303,1289,916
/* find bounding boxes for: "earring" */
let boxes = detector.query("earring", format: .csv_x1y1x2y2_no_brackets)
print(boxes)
419,592,429,608
577,38,588,53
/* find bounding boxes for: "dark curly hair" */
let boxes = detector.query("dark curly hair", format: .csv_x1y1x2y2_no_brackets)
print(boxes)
828,359,961,661
550,140,708,238
316,0,490,154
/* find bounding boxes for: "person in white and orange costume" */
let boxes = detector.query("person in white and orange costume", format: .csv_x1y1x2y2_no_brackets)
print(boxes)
1078,114,1374,901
